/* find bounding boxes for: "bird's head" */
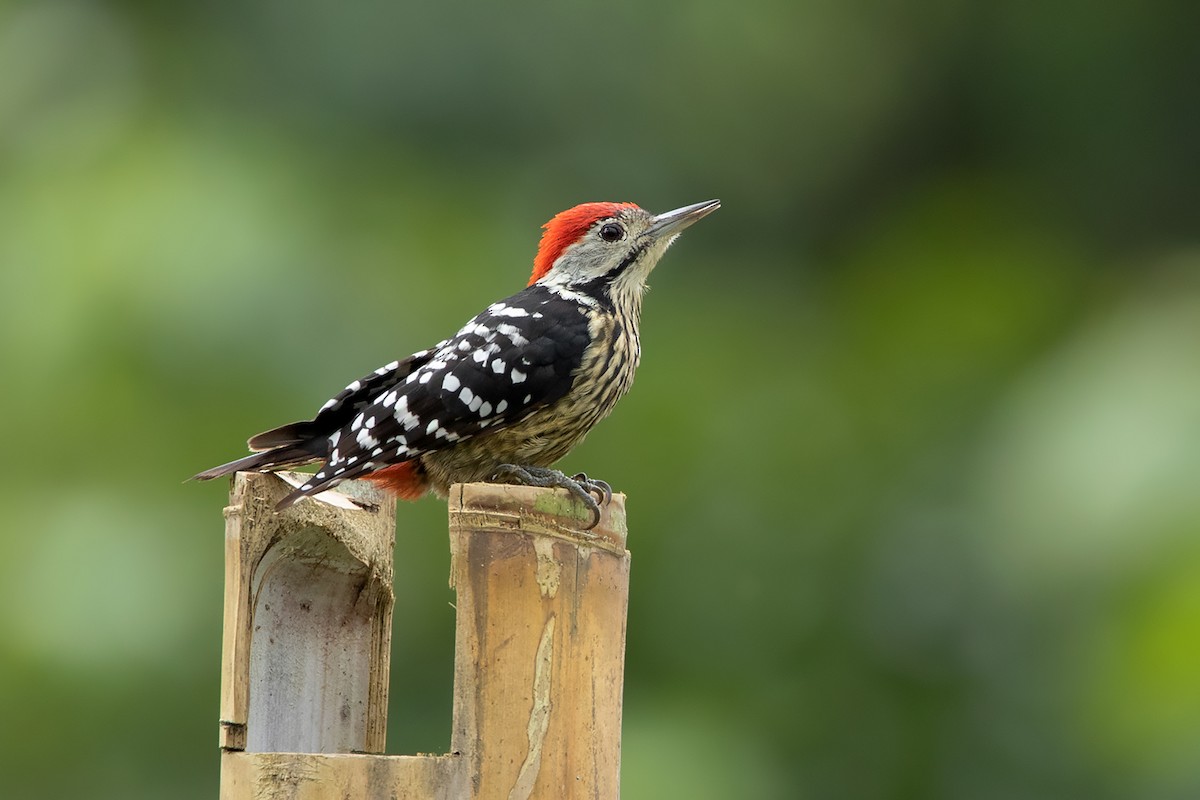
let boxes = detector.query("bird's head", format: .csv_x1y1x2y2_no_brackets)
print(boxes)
528,199,720,292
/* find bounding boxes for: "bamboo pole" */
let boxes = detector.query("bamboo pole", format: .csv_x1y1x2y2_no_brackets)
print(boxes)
218,471,395,755
448,483,630,800
218,474,630,800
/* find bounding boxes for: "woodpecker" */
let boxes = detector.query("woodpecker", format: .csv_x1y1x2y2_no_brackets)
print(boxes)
194,199,720,527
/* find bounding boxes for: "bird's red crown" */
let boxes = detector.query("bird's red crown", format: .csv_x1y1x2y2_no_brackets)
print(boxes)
528,201,640,286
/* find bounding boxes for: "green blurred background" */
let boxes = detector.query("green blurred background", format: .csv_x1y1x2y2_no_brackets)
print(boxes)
2,1,1198,797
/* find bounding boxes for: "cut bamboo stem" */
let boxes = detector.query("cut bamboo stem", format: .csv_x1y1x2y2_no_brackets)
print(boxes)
219,471,395,755
218,473,630,800
449,483,630,799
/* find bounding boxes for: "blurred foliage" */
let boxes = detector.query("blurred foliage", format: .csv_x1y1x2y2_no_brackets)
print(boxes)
1,1,1198,798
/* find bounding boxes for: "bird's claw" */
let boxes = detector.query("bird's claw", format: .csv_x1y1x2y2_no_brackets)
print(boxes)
571,472,613,505
492,465,611,530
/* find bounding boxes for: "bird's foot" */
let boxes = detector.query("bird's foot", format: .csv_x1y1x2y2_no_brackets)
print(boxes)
491,465,610,530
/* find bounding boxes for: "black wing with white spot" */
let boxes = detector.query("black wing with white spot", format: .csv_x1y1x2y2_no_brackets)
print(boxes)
292,284,592,496
193,351,441,482
243,349,439,451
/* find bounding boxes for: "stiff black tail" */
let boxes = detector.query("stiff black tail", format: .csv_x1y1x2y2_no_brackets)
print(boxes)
246,420,321,451
191,443,318,482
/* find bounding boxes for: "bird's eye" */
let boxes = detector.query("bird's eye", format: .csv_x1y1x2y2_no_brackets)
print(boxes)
598,223,625,243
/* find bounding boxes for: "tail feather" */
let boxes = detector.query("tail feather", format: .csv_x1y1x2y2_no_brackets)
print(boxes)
191,445,317,481
247,421,319,451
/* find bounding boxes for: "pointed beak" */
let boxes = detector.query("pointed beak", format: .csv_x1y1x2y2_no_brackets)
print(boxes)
645,199,721,240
